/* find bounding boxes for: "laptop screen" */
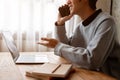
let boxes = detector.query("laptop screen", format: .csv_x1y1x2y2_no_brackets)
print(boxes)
2,31,19,61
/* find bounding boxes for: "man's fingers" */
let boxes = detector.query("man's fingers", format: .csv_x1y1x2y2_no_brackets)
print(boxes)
37,37,51,47
41,37,51,41
37,42,49,46
37,38,58,48
37,40,49,44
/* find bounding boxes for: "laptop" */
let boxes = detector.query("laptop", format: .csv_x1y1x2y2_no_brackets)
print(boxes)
1,31,49,64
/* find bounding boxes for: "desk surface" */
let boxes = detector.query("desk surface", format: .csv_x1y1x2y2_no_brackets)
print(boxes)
0,52,117,80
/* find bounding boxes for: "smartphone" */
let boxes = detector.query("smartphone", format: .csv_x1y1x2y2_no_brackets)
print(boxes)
58,5,70,17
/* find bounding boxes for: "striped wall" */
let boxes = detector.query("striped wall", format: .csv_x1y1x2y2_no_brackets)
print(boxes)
112,0,120,43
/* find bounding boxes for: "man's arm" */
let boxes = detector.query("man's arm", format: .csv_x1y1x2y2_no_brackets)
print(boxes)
54,25,70,44
54,18,115,70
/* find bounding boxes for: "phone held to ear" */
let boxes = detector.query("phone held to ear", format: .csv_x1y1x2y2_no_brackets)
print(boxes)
58,5,70,17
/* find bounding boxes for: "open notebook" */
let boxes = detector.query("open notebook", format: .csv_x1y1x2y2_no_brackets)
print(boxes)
2,31,49,64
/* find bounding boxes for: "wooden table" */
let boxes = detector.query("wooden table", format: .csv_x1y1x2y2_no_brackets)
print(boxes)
0,52,117,80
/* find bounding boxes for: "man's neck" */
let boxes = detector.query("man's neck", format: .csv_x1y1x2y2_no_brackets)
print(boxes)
78,7,96,21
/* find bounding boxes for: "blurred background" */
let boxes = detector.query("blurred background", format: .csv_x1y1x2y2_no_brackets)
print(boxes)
0,0,119,52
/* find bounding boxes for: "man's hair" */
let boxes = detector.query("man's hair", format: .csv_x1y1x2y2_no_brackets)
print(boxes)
88,0,98,10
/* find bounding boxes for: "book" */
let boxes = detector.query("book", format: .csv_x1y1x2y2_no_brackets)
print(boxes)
26,63,72,79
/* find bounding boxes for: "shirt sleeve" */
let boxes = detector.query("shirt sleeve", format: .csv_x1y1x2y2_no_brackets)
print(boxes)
87,18,115,70
54,25,69,44
54,18,115,70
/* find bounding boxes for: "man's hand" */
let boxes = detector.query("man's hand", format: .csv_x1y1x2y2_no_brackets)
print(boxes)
56,13,73,26
37,37,59,48
56,4,73,26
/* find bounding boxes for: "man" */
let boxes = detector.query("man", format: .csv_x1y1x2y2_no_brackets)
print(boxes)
38,0,120,79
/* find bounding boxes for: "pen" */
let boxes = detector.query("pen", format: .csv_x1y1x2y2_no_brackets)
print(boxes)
52,64,61,73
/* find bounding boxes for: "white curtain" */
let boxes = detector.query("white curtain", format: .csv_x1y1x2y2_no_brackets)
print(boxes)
0,0,77,52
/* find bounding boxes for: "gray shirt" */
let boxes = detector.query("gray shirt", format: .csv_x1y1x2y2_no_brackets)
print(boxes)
54,10,120,79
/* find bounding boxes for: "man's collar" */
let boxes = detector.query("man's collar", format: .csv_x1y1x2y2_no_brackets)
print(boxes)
82,9,102,26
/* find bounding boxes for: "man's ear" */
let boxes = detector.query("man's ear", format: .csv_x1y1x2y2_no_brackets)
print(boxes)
79,0,87,2
84,0,88,2
82,0,89,4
